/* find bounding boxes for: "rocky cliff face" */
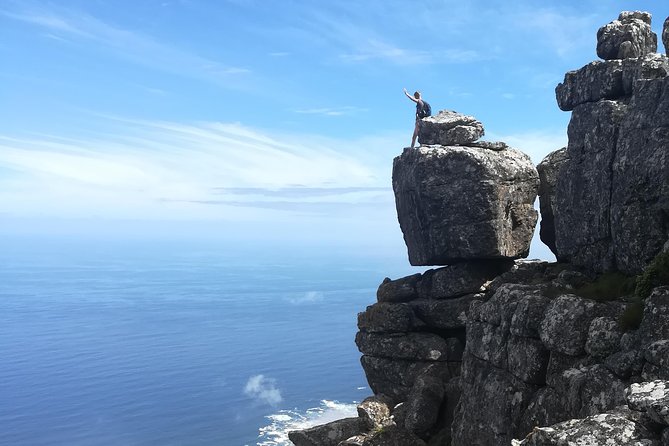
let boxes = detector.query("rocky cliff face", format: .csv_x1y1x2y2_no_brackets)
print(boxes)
289,10,669,446
548,11,669,274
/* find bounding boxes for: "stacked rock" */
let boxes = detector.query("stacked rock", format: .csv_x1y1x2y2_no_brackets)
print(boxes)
596,11,657,60
545,10,669,274
395,110,539,266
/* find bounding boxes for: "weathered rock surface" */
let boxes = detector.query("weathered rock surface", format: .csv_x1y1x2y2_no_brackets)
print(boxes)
537,148,568,256
288,418,366,446
627,381,669,425
597,11,657,60
393,145,538,265
514,410,660,446
417,110,484,146
546,11,669,274
357,395,393,430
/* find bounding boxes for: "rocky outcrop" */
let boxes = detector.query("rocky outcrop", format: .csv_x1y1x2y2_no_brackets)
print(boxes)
514,380,669,445
536,148,567,257
393,143,539,265
290,9,669,446
596,11,657,60
546,11,669,274
288,417,366,446
417,110,484,146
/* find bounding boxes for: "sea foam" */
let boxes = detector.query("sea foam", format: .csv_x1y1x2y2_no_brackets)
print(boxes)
254,400,358,446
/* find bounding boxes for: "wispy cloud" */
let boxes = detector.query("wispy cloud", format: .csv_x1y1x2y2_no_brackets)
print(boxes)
244,375,283,406
0,116,393,220
2,5,251,87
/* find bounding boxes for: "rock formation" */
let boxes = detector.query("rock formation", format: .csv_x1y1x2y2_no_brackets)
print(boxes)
289,10,669,446
596,11,656,60
393,115,539,265
547,11,669,274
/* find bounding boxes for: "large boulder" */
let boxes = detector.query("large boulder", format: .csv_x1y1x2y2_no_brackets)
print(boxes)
553,100,626,271
536,148,568,257
556,60,624,111
596,11,657,60
514,410,660,446
417,110,484,146
610,76,669,273
392,146,539,265
288,418,366,446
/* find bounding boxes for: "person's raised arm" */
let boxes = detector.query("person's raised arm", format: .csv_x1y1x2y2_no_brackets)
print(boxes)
403,88,418,103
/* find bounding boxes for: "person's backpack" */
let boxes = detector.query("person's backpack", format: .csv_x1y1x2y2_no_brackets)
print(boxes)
418,101,432,119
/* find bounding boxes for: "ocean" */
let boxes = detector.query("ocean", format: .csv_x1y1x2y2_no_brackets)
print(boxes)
0,235,418,446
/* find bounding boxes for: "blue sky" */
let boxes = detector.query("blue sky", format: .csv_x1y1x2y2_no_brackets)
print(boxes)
1,0,667,257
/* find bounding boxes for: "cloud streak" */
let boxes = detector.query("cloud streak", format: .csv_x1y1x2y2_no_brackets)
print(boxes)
0,116,392,220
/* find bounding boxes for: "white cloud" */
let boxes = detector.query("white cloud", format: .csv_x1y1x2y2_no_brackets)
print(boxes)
0,117,395,221
244,375,283,406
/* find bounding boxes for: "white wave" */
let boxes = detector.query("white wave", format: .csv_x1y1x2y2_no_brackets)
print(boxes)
255,400,358,446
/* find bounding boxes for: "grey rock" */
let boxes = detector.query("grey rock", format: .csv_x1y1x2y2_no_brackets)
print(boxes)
638,288,669,346
545,352,595,388
355,332,452,361
539,294,598,356
585,316,623,358
553,100,626,271
627,381,669,425
288,417,366,446
549,365,627,418
338,435,366,446
507,335,550,385
597,11,658,60
452,354,539,445
556,60,624,111
357,303,415,333
605,350,644,378
361,425,426,446
663,427,669,446
611,77,669,273
404,374,444,435
515,411,659,446
360,356,451,402
377,274,421,303
392,145,539,265
410,295,478,330
357,395,393,430
466,320,509,369
622,53,669,95
644,340,669,369
417,260,512,300
418,110,484,145
537,148,568,256
468,140,509,151
510,293,551,338
519,387,570,436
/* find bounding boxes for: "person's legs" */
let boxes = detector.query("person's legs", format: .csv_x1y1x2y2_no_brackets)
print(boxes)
411,120,419,148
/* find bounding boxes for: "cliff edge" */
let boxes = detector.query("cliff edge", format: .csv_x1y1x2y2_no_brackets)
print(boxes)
289,10,669,446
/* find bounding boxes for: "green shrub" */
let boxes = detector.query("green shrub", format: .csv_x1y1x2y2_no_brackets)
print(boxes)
635,250,669,298
573,272,636,301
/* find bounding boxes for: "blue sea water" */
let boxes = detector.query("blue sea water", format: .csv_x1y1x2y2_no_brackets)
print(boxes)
0,235,418,446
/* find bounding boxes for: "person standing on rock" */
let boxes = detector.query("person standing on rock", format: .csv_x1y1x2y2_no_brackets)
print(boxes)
403,88,431,148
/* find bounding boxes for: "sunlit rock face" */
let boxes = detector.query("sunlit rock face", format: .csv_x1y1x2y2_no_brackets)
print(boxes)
392,144,538,266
